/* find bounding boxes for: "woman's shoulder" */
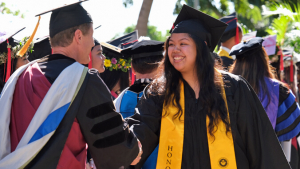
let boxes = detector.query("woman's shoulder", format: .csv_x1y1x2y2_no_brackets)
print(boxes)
279,83,291,105
220,70,250,94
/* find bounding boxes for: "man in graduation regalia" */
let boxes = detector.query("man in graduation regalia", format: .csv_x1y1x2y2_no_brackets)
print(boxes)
218,12,243,70
0,2,141,169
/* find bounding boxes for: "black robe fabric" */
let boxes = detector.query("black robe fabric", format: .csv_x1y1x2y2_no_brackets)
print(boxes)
220,56,234,70
128,72,291,169
24,54,139,169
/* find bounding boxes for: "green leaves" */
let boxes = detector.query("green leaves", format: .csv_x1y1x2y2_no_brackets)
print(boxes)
265,2,300,47
0,2,24,18
266,15,291,45
121,24,169,42
123,0,133,8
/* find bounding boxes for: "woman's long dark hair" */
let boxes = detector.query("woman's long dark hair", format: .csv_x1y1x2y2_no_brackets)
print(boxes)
229,48,276,105
100,70,129,92
149,34,230,137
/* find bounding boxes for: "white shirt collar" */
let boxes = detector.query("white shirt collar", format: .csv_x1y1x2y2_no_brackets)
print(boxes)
220,46,236,60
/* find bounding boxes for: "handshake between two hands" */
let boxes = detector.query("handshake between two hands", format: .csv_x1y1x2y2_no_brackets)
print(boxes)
87,140,143,169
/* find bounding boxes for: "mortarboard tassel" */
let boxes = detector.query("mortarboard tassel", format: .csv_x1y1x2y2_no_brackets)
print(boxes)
131,69,135,85
280,54,284,71
235,21,239,45
278,46,284,71
88,52,92,69
17,16,41,57
290,60,293,82
225,18,239,45
5,39,12,82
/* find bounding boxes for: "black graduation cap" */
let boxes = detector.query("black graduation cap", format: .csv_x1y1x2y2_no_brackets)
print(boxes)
36,0,92,38
107,31,138,49
28,35,52,61
93,25,102,47
282,48,293,67
102,31,139,59
229,37,264,57
121,40,164,59
219,12,241,43
101,42,123,59
94,39,100,46
0,27,25,51
282,48,293,58
170,4,228,52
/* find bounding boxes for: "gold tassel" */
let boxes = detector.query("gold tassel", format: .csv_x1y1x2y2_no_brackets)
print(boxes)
17,16,41,57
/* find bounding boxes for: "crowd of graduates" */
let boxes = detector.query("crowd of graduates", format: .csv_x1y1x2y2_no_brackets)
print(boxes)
0,1,300,169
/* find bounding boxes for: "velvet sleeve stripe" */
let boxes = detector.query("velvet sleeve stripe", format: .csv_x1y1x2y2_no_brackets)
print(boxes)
278,85,290,106
86,102,115,119
90,115,123,134
277,92,296,117
93,130,126,148
276,103,300,131
277,115,300,141
276,102,297,124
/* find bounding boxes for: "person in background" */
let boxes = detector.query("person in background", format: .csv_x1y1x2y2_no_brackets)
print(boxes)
229,37,300,166
28,35,52,62
217,12,243,70
127,5,290,169
100,31,138,99
114,39,164,169
88,39,105,73
0,30,32,93
114,39,164,117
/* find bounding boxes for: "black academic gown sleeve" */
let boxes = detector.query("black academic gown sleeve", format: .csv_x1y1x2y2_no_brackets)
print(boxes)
126,92,163,169
76,72,139,169
227,74,291,169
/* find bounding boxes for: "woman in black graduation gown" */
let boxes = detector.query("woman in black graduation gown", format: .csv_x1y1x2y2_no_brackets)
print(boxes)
127,5,290,169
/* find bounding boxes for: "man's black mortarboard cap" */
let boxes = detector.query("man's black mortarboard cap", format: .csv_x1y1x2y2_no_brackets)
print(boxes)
121,40,164,59
229,37,264,57
170,5,228,52
36,0,92,38
28,36,52,61
107,31,138,49
219,12,242,43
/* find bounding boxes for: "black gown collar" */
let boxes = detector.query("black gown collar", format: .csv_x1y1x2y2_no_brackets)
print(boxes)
128,78,152,93
38,54,76,63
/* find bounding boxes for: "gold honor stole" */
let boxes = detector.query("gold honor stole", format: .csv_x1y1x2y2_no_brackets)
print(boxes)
156,71,237,169
217,48,233,60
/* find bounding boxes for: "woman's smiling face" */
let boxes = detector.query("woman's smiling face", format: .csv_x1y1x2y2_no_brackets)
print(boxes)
168,33,197,74
91,44,106,73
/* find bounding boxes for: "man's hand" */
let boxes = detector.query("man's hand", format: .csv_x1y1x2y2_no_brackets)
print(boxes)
131,140,143,165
